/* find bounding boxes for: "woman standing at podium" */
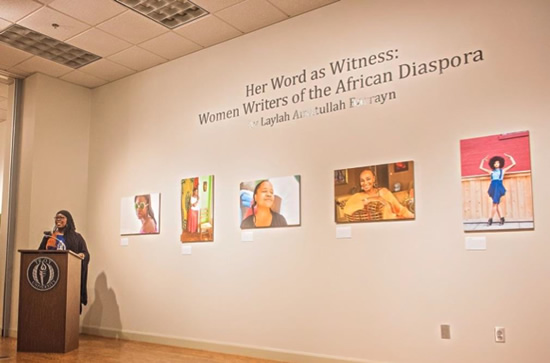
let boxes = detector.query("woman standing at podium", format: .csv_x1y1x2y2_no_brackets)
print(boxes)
39,210,90,313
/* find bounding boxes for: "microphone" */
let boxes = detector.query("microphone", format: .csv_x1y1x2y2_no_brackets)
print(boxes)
43,230,66,250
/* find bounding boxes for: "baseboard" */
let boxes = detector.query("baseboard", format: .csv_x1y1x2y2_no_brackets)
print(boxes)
81,325,380,363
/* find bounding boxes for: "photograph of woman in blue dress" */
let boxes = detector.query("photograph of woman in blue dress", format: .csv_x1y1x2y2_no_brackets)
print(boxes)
479,153,516,225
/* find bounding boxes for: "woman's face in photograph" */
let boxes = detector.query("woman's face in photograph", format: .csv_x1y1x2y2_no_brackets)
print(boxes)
254,181,274,208
493,160,501,168
135,196,149,219
360,170,375,192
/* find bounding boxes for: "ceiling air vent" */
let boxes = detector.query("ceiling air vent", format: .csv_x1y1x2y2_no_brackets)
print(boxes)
0,24,101,69
114,0,209,29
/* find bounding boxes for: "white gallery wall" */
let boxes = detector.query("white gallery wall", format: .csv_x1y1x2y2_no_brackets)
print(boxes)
9,0,550,362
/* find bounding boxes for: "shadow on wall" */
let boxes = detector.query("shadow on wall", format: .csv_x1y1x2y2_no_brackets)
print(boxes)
82,272,122,338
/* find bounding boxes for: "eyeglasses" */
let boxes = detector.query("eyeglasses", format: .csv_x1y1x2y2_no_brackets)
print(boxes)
135,202,149,210
54,216,66,221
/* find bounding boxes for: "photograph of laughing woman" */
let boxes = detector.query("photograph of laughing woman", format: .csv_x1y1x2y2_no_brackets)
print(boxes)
341,168,414,221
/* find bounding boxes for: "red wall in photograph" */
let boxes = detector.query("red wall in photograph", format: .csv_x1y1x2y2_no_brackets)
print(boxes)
460,131,531,177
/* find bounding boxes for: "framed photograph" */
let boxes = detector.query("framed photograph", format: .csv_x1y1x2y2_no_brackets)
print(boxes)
334,162,415,223
239,175,301,229
459,131,534,232
334,169,348,185
120,193,161,235
181,175,214,242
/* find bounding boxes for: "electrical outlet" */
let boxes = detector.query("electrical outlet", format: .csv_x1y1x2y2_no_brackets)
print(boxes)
495,327,506,343
440,324,451,339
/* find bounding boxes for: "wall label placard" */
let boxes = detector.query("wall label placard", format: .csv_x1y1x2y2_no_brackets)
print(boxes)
197,48,484,128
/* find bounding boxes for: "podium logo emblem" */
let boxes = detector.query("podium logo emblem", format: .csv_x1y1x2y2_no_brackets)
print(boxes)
27,257,60,291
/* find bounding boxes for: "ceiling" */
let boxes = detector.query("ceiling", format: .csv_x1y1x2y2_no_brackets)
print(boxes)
0,0,339,89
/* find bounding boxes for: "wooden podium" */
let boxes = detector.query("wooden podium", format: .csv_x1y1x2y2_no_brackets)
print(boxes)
17,250,82,353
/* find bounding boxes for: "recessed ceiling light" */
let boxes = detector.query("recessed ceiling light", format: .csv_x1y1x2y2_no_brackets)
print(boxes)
0,24,101,69
114,0,208,29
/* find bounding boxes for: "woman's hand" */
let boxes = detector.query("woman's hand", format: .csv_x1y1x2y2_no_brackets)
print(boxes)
479,155,491,173
78,253,85,259
503,153,517,171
